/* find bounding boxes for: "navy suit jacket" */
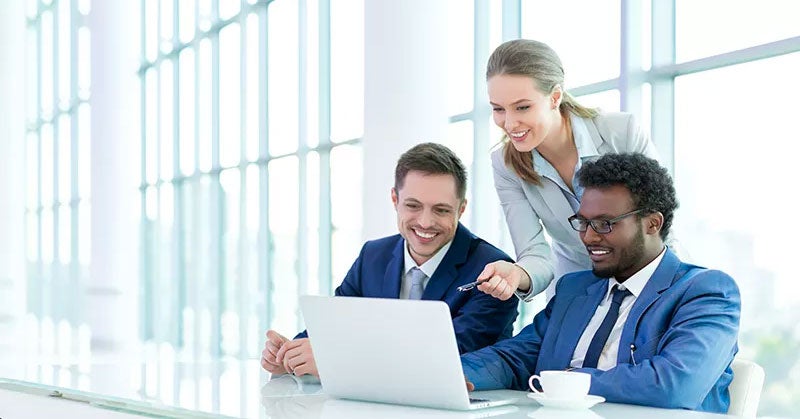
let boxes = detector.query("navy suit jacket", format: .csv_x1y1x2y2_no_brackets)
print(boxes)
297,223,518,353
462,249,740,413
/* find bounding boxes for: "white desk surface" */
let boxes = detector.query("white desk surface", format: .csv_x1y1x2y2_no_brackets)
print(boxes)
0,374,736,419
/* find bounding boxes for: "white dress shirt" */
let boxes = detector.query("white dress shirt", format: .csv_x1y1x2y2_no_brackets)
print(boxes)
399,240,453,299
569,247,667,370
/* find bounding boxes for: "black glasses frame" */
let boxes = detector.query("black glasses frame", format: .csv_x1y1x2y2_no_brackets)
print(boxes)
568,209,646,234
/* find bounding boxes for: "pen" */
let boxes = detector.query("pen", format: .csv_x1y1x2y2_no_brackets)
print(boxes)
457,279,489,292
630,344,637,366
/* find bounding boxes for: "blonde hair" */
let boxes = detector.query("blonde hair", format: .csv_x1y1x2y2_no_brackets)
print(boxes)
487,39,598,185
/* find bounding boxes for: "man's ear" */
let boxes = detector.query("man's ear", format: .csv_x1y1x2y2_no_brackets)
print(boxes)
391,187,399,207
458,199,467,219
646,211,664,236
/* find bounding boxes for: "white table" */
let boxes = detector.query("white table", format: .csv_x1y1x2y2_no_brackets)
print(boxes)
259,375,735,419
1,374,736,419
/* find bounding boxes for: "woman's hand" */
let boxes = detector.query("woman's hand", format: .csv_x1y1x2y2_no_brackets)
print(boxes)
476,260,531,301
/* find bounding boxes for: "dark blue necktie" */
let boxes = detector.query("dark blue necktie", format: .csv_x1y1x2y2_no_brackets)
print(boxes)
582,285,631,368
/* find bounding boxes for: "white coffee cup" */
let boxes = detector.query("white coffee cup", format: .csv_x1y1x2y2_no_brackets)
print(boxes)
528,370,591,399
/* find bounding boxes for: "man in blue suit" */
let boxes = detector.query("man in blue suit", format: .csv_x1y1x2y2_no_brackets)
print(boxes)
261,142,518,378
462,153,740,413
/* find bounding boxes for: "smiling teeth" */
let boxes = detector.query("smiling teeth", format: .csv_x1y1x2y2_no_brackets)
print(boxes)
510,130,528,138
590,249,610,255
415,230,436,239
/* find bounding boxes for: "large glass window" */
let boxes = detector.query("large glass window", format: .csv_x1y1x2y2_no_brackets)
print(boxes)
490,3,799,415
521,0,621,87
25,0,92,362
674,53,800,415
139,0,365,390
676,0,800,63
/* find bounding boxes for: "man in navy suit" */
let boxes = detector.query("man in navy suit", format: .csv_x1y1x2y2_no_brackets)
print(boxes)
463,153,740,413
261,143,518,378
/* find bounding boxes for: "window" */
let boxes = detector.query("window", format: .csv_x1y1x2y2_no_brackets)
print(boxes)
25,0,92,364
676,0,800,63
475,2,800,415
674,53,800,415
139,0,364,374
521,0,621,88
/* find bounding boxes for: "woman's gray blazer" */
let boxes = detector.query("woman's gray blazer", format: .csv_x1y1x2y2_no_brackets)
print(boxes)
492,112,660,297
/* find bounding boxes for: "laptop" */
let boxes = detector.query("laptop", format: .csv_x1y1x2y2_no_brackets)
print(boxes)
299,295,518,411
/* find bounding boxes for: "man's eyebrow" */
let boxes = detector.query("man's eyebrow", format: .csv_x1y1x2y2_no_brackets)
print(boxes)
575,213,614,219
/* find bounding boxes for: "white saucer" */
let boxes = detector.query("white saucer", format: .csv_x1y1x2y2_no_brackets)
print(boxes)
527,393,605,409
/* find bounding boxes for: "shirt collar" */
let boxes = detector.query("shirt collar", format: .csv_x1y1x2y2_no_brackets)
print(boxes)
403,239,453,279
570,113,600,160
530,113,601,198
607,246,667,299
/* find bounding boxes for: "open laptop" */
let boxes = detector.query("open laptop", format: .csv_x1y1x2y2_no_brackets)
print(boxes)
299,295,518,411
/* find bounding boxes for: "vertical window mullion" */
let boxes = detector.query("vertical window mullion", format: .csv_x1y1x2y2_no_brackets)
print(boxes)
296,0,309,333
620,0,644,117
52,0,64,323
209,15,223,360
139,0,150,342
317,0,332,297
70,0,82,332
501,0,520,41
172,0,184,352
650,0,676,173
258,3,270,339
237,9,248,359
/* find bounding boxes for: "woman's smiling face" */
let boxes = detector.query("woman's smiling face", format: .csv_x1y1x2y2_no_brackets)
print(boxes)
488,74,561,152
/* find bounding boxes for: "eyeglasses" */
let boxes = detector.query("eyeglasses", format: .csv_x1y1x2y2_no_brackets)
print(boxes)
568,209,645,234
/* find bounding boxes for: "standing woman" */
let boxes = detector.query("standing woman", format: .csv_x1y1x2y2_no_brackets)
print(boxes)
476,39,663,301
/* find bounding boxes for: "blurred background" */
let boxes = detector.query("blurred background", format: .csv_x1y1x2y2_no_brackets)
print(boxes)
0,0,799,417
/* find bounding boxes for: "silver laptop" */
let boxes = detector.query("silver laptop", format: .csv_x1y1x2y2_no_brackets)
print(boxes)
299,295,518,411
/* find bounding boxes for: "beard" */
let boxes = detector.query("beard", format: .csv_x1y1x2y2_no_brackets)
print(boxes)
591,226,646,279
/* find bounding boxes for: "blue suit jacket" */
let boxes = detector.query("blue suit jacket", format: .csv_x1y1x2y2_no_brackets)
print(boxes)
462,249,740,413
297,223,519,354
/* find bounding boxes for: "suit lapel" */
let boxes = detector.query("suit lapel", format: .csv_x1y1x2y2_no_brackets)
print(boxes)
617,249,681,361
382,238,405,298
551,279,608,366
422,223,470,300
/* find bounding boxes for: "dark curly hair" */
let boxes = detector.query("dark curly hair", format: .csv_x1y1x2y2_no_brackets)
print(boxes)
577,153,678,240
395,142,468,201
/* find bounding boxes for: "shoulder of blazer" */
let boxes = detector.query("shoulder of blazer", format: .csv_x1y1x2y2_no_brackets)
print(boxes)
554,269,603,297
590,112,634,142
362,233,403,251
593,112,633,132
360,233,404,263
490,145,513,174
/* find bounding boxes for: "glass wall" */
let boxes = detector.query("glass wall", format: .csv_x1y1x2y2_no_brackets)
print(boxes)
672,2,800,415
24,0,92,361
448,0,799,414
15,0,785,415
139,0,365,365
673,50,800,418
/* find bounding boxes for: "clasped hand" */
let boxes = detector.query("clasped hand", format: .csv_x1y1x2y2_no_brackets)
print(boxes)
261,330,319,378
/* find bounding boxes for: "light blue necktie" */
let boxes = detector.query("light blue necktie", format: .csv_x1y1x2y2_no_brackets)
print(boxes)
408,267,427,300
582,285,631,368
